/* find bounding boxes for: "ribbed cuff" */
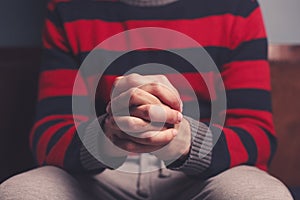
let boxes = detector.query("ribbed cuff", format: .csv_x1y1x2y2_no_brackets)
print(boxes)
168,116,213,175
80,114,126,171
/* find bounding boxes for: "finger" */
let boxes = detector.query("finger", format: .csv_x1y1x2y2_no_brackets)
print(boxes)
146,74,180,97
113,74,180,101
107,87,161,115
139,75,182,111
130,104,183,124
139,83,182,112
123,128,177,146
108,115,165,133
113,138,165,153
112,73,144,96
112,74,182,111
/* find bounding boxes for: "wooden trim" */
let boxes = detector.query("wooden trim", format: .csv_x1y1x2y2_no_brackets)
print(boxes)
269,45,300,63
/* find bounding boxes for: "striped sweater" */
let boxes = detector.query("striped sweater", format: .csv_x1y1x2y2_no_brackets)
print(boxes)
30,0,276,177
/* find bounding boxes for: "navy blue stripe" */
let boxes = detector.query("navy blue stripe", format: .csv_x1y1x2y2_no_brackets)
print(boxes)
43,48,223,72
230,127,258,164
63,121,98,172
75,39,266,76
36,96,91,120
206,47,230,68
229,38,267,62
262,128,277,166
64,133,85,172
46,124,74,154
32,119,62,157
47,8,64,29
226,89,272,111
78,47,226,76
202,126,230,178
52,0,258,23
104,49,216,75
183,100,211,120
42,38,266,73
41,48,80,71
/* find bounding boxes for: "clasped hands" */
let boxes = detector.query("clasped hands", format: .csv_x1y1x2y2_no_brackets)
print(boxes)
102,73,191,162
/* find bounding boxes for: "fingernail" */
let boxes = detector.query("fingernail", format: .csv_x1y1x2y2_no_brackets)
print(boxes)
177,112,183,122
172,129,178,136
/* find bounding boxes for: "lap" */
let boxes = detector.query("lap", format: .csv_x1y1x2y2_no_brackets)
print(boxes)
191,166,293,200
0,166,145,200
0,165,293,200
0,166,95,200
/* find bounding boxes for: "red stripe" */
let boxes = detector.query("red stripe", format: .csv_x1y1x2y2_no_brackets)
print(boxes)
223,128,248,167
231,8,267,49
225,109,275,135
30,114,88,149
168,73,217,101
222,60,271,90
38,69,88,101
215,121,271,171
43,20,69,52
63,13,266,54
237,124,270,171
96,75,118,103
46,126,77,167
37,121,74,165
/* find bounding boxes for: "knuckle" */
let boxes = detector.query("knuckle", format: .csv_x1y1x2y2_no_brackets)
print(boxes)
129,88,139,102
142,105,151,118
149,83,161,93
170,111,178,122
126,118,138,131
163,132,173,141
149,82,158,87
128,87,138,96
127,73,141,86
127,79,138,87
128,73,140,78
125,142,135,152
144,137,153,144
157,75,168,82
126,118,134,128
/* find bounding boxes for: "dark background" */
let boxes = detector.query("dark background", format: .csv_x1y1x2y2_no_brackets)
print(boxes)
0,0,46,183
0,0,46,47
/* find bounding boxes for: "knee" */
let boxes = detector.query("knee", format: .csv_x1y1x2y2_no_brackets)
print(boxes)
0,166,74,200
202,166,293,200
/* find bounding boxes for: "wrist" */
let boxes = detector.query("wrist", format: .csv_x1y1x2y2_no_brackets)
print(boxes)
175,118,191,156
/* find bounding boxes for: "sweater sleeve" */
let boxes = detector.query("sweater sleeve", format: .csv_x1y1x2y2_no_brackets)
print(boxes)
168,1,276,178
29,1,109,173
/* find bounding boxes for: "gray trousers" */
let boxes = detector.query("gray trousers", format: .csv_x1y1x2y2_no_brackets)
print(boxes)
0,165,293,200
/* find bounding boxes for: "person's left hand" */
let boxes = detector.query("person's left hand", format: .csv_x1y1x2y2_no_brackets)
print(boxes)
106,73,191,161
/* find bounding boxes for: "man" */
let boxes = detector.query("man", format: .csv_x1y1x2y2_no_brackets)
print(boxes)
0,0,293,199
